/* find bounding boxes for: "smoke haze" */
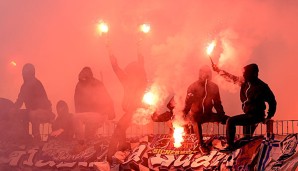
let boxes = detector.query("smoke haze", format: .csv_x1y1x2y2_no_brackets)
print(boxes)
1,0,298,120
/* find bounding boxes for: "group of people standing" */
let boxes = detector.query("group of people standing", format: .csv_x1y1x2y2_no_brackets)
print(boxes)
9,52,276,163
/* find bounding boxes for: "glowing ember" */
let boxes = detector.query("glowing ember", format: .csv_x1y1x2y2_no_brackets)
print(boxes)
10,61,17,66
97,20,109,35
206,40,216,56
173,124,185,148
142,91,157,106
139,23,151,33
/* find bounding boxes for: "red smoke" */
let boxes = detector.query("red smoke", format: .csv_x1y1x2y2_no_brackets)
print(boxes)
1,0,298,121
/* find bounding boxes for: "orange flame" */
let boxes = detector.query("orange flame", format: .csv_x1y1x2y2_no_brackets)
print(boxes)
206,40,216,56
173,123,185,148
97,20,109,35
10,61,17,66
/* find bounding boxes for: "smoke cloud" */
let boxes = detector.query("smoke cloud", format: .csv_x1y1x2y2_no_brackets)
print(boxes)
1,0,298,120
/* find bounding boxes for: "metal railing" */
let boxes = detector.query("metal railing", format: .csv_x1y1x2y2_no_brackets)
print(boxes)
38,120,298,141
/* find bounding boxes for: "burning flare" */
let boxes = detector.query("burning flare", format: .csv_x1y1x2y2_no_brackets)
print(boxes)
10,61,17,66
133,90,158,125
97,20,109,35
139,23,151,33
206,40,216,56
173,123,185,148
142,91,157,106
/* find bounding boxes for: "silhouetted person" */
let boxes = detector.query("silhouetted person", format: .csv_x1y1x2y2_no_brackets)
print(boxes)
73,67,115,152
0,98,30,142
183,65,228,155
15,63,55,142
107,52,147,163
50,100,74,140
213,63,277,152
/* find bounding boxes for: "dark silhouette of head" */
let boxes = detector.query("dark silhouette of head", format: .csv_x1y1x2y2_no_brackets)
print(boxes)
56,100,69,116
78,67,94,82
243,63,259,82
199,65,212,82
22,63,35,82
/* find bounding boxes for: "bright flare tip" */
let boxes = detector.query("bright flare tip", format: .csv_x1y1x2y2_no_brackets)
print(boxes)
206,40,216,56
139,23,151,33
97,21,109,34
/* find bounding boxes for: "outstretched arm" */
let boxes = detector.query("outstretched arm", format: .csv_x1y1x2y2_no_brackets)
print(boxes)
137,52,144,67
212,64,243,86
108,52,126,82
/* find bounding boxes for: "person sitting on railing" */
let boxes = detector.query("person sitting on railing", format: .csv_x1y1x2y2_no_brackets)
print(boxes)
14,63,55,143
72,67,115,154
183,65,229,155
212,63,277,152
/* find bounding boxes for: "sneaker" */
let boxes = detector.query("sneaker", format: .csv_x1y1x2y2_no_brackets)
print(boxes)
198,145,210,155
219,145,235,153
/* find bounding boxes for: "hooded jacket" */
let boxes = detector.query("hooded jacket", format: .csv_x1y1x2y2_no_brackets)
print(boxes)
15,63,52,110
183,80,225,118
240,78,276,118
74,67,115,119
219,64,276,119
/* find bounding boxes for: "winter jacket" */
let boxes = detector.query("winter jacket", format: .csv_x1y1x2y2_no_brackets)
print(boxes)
15,78,52,111
183,80,225,117
240,79,276,118
219,70,276,119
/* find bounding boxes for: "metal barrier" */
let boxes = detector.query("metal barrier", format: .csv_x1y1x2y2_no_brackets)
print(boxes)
38,120,298,141
123,120,298,138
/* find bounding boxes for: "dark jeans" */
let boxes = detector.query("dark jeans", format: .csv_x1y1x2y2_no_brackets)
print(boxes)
107,112,133,162
226,113,264,146
195,113,228,145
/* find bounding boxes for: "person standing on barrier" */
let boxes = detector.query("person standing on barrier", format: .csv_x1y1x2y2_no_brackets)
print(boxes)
183,65,228,155
212,63,277,152
107,52,147,164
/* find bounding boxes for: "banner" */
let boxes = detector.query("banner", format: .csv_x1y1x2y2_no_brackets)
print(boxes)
257,133,298,171
3,134,295,170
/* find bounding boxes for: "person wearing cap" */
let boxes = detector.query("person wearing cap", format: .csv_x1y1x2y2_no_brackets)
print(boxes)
183,65,228,155
212,63,277,152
